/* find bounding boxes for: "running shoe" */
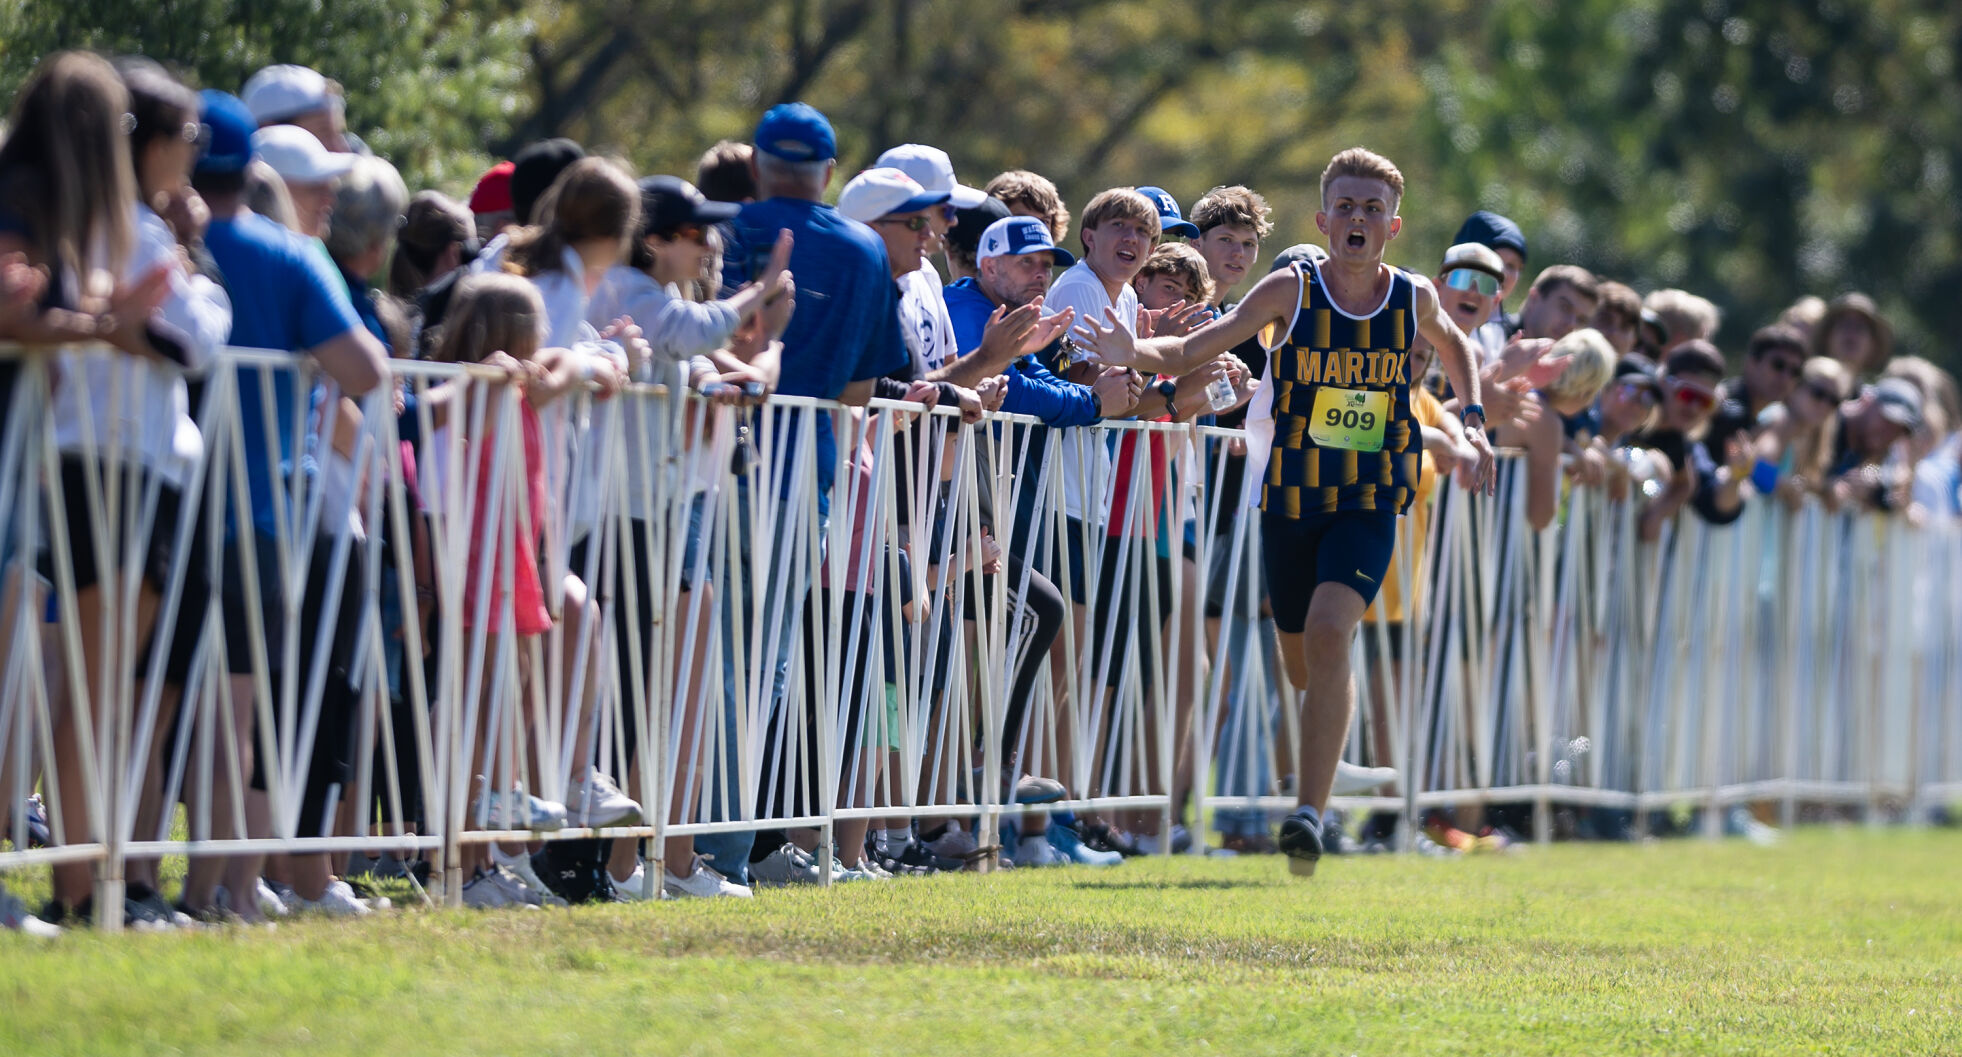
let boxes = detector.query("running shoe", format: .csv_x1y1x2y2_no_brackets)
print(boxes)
492,845,569,906
471,777,567,832
287,879,373,917
254,878,293,917
564,770,641,828
748,843,821,886
882,839,963,875
1332,760,1399,796
1,884,60,938
663,855,753,898
127,883,196,928
460,868,532,909
1015,833,1066,866
1277,807,1325,878
1014,775,1068,804
1076,820,1146,858
1046,821,1122,866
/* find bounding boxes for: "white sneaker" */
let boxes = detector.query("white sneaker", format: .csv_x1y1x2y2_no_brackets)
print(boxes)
471,777,568,832
260,878,296,917
491,845,569,906
564,770,640,828
1,885,60,939
460,868,534,909
852,855,893,880
663,856,753,899
484,865,550,907
610,859,660,901
288,879,372,917
1016,834,1066,867
1332,760,1398,796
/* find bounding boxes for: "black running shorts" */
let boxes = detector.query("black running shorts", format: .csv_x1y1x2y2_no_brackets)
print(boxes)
1260,508,1398,634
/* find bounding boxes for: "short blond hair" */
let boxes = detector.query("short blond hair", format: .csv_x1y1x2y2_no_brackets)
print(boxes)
1319,147,1404,207
1541,327,1617,407
1189,185,1273,238
984,169,1070,242
1077,187,1160,253
1644,288,1722,346
1134,242,1214,305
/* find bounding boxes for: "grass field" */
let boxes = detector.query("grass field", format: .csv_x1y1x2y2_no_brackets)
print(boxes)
3,828,1959,1056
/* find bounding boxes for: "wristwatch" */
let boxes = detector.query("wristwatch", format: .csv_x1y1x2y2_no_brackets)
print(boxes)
1460,403,1486,430
1155,379,1179,407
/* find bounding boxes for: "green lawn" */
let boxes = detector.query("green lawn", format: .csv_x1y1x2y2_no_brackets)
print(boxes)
3,829,1958,1056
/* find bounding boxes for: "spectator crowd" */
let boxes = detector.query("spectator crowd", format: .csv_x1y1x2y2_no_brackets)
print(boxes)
1,50,1958,933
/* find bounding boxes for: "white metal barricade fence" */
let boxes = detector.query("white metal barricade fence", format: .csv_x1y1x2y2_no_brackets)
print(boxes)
3,343,1959,928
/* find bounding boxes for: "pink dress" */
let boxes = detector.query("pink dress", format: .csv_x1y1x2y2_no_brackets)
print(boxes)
462,401,552,635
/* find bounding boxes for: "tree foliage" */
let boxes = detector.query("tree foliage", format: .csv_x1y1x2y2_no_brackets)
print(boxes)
5,0,1957,368
0,0,532,191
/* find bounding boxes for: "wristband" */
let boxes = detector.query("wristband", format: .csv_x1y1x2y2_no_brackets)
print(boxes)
1460,403,1485,428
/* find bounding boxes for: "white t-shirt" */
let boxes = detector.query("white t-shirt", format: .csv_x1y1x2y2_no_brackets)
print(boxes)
897,262,958,376
1043,260,1139,522
51,204,231,487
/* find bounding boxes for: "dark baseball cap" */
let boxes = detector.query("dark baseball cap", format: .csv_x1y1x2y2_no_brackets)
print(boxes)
754,102,837,163
510,138,586,225
948,196,1011,257
1453,210,1528,261
1269,242,1329,273
638,175,741,236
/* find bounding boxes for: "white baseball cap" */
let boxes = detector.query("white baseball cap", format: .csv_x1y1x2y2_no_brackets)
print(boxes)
252,124,357,184
836,167,952,223
242,64,343,125
874,144,988,209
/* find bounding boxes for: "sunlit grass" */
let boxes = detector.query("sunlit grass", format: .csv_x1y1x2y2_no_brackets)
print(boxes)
3,828,1958,1056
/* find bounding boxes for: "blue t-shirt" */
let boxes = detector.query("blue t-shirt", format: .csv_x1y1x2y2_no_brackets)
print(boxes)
724,197,908,501
204,213,364,535
944,278,1098,428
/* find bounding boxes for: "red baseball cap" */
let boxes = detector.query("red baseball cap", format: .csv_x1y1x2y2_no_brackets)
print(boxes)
468,161,515,215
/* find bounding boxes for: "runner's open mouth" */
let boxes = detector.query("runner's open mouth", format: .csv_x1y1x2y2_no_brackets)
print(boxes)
1347,231,1366,248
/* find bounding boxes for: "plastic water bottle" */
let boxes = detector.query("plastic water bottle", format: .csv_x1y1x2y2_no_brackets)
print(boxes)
1206,376,1237,412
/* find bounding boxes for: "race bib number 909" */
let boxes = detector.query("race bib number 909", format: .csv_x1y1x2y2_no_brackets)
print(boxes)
1307,386,1389,452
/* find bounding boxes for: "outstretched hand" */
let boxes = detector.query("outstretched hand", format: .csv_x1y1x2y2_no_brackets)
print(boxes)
1072,306,1138,366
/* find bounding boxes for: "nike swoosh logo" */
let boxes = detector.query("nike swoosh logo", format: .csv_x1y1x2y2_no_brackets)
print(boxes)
1355,570,1376,584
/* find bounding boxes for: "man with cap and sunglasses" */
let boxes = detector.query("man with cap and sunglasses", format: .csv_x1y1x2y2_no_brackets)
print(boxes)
873,143,993,378
1451,210,1528,362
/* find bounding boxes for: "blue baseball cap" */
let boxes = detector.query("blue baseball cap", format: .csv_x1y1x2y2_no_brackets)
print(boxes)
196,89,257,175
1137,185,1201,238
754,102,837,162
976,216,1077,268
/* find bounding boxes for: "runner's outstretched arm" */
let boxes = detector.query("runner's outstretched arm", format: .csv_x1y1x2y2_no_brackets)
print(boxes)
1070,265,1299,376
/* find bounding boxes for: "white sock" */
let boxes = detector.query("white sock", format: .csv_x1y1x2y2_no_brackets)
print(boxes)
878,828,912,849
1135,832,1162,855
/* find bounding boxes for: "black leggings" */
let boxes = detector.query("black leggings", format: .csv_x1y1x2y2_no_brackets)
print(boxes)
965,552,1065,761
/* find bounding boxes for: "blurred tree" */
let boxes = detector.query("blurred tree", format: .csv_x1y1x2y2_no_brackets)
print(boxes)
2,0,1956,369
0,0,532,191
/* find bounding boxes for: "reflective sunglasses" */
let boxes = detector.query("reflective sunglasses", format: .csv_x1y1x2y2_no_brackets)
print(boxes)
1666,378,1717,411
1441,268,1500,297
877,214,934,232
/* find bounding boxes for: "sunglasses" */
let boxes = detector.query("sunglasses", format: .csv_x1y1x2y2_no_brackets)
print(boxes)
876,214,934,232
1441,268,1500,297
1762,355,1803,379
1615,380,1659,407
1666,378,1717,411
1801,380,1840,403
940,204,958,223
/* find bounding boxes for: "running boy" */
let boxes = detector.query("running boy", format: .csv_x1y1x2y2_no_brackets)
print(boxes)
1070,148,1496,877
